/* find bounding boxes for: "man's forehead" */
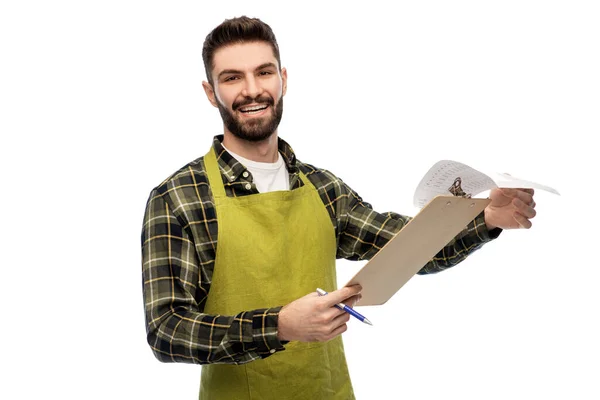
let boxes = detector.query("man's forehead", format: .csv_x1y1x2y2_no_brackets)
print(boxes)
212,41,279,72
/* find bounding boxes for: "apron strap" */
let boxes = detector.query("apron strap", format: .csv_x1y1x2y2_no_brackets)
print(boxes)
298,171,310,187
204,147,226,198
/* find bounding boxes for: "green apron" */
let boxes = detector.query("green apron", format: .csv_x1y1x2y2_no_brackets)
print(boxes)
199,148,354,399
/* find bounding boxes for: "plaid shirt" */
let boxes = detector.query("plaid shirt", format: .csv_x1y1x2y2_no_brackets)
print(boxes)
141,135,500,365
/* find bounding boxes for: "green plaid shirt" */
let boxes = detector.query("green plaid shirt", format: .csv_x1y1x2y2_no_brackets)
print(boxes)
141,135,500,365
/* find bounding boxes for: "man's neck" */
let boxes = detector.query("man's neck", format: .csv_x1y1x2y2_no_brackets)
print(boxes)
222,131,280,163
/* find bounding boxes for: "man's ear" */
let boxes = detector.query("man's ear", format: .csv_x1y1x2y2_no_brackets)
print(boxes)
281,67,288,97
202,81,219,108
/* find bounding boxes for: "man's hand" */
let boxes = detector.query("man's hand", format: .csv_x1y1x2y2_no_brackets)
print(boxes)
484,188,537,230
277,285,362,342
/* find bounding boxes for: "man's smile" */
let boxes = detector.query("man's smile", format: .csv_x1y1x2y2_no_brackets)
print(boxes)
238,103,270,117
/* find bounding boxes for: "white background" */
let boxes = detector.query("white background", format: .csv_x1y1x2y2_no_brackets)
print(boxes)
1,1,598,399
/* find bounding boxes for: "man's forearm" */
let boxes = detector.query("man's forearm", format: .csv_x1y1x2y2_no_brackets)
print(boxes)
418,212,501,274
145,305,286,365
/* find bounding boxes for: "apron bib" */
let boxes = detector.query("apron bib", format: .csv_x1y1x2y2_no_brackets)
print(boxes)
199,148,354,399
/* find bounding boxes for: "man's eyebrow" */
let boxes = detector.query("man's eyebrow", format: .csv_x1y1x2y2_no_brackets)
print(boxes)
255,62,277,70
217,63,278,79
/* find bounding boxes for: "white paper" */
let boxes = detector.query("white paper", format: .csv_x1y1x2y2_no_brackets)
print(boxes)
492,172,561,196
413,160,560,207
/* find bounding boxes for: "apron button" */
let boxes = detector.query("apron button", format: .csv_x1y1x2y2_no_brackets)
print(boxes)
243,171,249,178
245,183,252,190
269,349,276,354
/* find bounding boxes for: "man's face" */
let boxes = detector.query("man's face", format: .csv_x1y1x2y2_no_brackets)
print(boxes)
203,41,287,142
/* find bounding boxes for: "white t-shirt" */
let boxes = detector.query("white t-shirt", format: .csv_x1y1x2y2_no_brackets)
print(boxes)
222,145,290,193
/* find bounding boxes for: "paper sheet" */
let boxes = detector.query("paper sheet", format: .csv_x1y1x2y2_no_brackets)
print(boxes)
492,172,561,195
413,160,560,207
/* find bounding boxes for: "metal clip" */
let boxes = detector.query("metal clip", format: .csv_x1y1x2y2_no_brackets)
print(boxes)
448,177,472,198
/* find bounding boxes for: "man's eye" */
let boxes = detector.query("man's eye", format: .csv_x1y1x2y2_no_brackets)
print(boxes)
259,71,272,76
224,76,239,82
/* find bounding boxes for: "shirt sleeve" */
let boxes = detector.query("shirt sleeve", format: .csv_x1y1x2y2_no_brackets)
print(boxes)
335,181,501,273
141,189,286,365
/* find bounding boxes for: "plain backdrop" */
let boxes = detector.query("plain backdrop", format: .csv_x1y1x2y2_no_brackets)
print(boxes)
1,1,598,399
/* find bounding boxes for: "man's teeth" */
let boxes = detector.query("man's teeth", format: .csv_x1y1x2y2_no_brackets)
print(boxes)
240,104,268,113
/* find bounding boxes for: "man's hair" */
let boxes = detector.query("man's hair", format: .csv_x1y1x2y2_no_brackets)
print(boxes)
202,16,281,85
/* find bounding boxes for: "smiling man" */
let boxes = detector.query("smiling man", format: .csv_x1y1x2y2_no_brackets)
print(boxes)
209,49,284,144
141,16,537,399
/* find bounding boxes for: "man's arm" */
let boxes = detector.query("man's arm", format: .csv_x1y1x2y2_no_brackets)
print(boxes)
416,211,502,274
141,189,285,365
335,182,501,273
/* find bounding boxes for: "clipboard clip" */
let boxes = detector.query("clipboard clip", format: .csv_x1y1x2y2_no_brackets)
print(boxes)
448,177,472,198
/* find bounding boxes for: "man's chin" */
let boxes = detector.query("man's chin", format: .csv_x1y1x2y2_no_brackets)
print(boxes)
229,118,276,141
231,129,275,142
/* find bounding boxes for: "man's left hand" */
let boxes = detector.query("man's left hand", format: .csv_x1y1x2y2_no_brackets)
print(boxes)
484,188,537,230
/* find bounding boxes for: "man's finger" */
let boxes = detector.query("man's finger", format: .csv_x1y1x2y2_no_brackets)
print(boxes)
514,189,534,206
326,322,348,341
522,188,535,196
329,311,351,332
501,188,535,199
513,198,537,219
321,285,362,307
514,212,533,229
500,188,518,197
323,306,346,320
341,294,362,308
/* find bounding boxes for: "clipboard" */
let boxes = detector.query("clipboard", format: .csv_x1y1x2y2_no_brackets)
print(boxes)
344,195,491,306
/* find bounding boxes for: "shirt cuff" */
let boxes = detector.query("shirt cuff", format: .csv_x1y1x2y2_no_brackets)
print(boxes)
471,211,502,242
252,306,287,358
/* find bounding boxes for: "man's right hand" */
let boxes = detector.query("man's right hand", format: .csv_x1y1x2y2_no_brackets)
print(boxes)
277,285,362,342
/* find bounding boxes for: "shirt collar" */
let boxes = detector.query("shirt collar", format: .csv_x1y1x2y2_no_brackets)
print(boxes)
211,135,299,181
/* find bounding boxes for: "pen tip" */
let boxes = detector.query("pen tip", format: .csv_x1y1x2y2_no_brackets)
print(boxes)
363,318,373,326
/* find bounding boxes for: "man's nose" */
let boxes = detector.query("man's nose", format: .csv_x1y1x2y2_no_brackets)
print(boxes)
241,75,262,99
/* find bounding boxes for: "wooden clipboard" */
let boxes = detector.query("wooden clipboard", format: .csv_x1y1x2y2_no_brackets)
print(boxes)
344,195,491,306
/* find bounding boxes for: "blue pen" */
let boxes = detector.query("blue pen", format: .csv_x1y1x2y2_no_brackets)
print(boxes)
316,288,373,326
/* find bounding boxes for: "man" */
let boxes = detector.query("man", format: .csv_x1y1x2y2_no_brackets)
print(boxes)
141,16,537,399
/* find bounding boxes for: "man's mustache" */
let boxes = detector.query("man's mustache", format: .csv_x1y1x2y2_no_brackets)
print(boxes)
233,95,275,110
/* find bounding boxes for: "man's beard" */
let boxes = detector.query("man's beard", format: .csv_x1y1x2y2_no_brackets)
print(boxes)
216,94,284,142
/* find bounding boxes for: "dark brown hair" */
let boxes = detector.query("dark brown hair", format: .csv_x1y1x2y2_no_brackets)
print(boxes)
202,16,282,85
